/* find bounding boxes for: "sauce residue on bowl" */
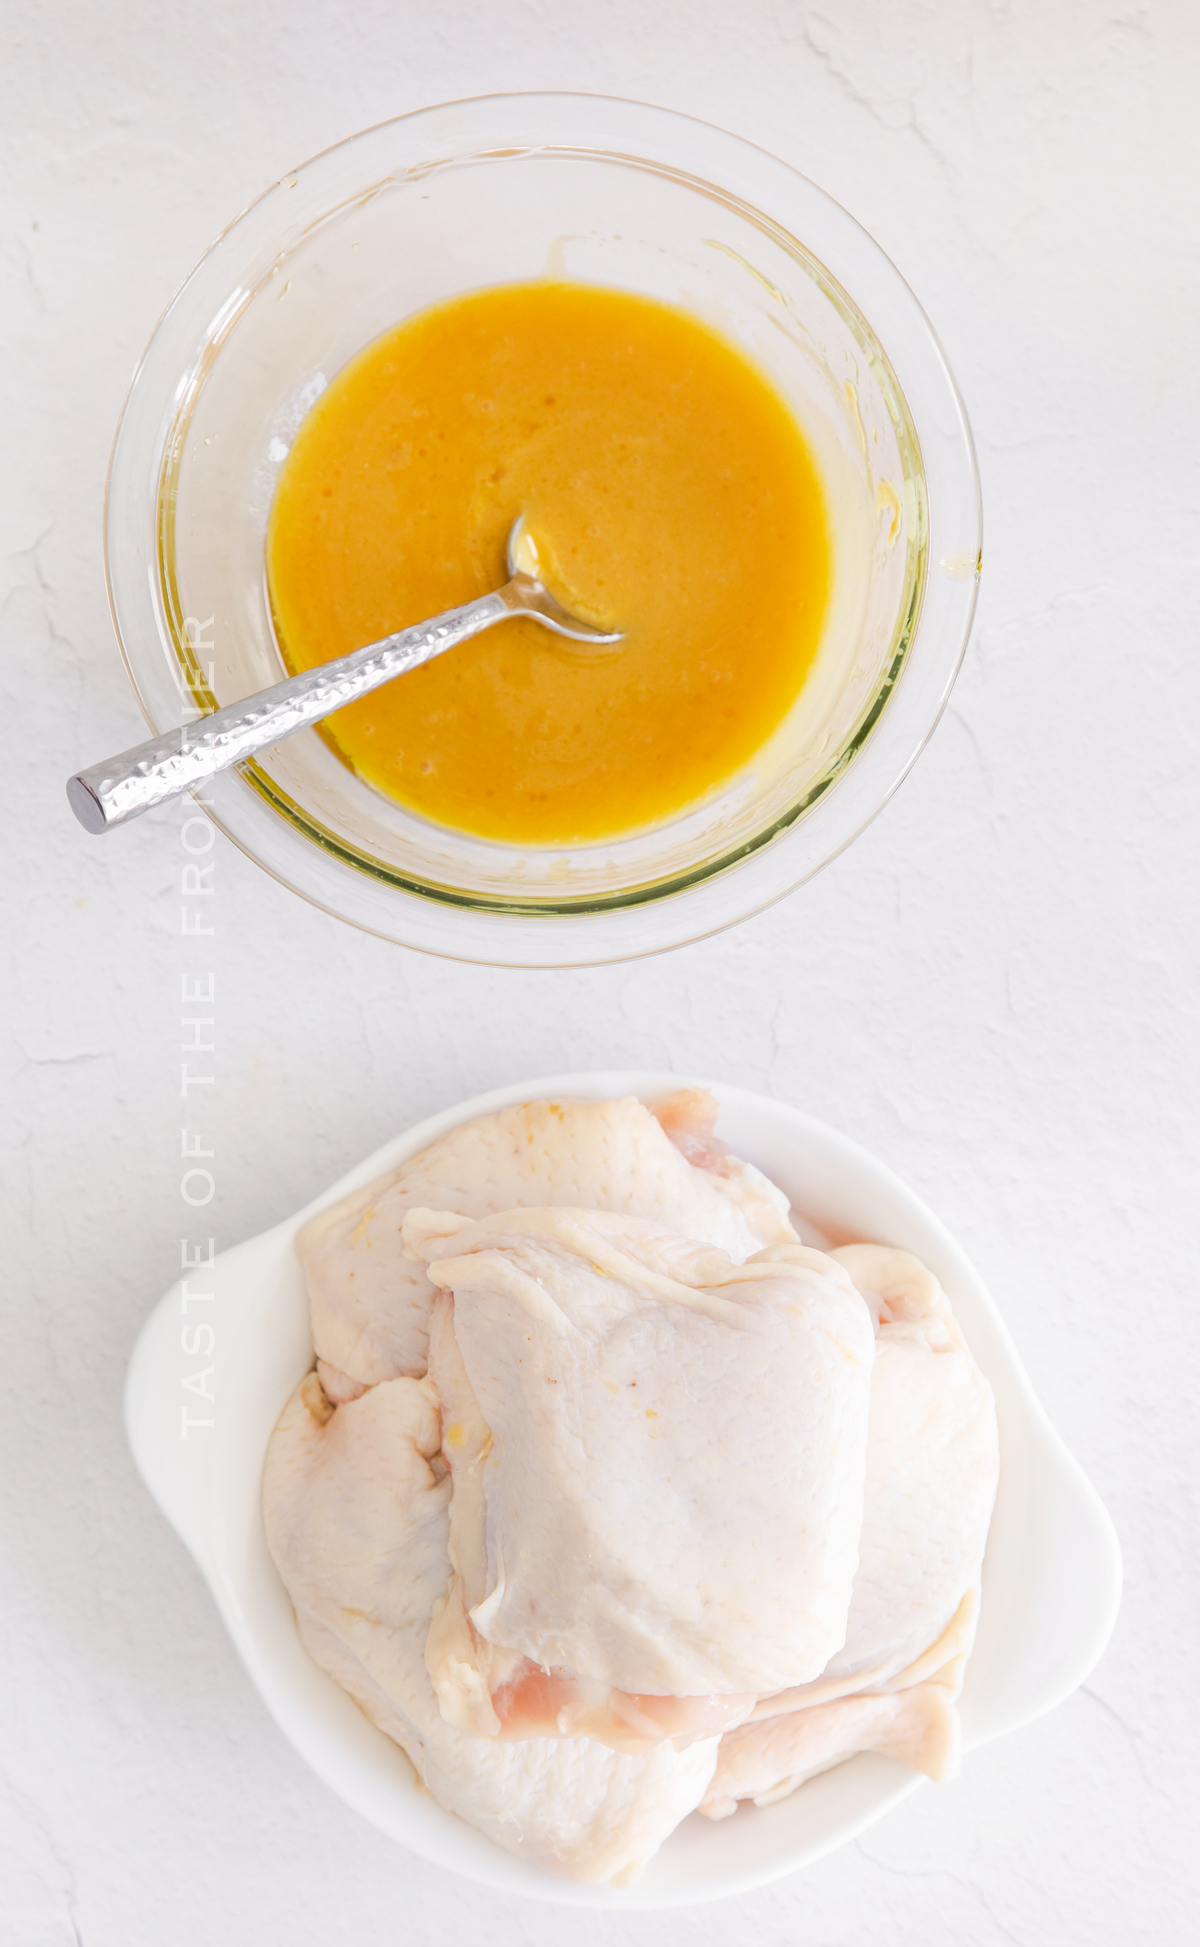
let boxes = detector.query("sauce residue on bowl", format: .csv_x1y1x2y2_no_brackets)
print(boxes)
266,281,831,845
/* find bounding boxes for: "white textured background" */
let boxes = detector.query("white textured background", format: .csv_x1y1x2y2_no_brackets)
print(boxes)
2,2,1197,1941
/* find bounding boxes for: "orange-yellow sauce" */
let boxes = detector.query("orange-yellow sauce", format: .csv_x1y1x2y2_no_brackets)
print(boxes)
267,281,830,844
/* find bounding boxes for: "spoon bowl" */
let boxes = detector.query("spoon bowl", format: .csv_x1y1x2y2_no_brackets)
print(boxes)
501,516,622,646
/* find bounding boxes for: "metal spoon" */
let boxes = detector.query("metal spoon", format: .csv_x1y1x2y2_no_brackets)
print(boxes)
66,518,621,834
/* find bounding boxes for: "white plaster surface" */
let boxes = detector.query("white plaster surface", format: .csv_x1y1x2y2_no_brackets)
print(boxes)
2,2,1197,1940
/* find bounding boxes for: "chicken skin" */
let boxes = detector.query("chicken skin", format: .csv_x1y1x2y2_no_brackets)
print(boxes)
297,1093,794,1387
700,1246,999,1816
263,1368,719,1884
405,1209,873,1742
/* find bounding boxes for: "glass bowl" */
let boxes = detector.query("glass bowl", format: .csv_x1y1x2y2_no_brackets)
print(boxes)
105,93,980,966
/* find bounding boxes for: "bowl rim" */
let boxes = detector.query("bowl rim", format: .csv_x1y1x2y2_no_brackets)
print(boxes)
124,1073,1121,1908
103,93,981,966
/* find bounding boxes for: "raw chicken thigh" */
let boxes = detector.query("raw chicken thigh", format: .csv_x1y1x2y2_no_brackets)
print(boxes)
263,1371,717,1884
263,1091,998,1884
700,1245,999,1817
297,1093,794,1386
405,1209,873,1740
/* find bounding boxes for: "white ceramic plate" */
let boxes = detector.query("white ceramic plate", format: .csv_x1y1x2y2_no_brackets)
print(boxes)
125,1074,1121,1908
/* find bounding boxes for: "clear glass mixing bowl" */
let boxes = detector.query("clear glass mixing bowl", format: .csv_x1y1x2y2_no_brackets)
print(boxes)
105,93,980,965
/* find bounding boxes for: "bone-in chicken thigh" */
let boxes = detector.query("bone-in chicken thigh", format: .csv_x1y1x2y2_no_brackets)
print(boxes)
263,1369,719,1884
407,1208,875,1717
700,1246,999,1817
297,1093,794,1387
